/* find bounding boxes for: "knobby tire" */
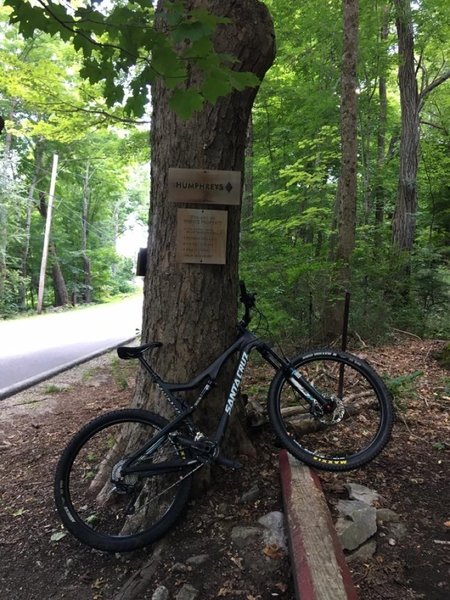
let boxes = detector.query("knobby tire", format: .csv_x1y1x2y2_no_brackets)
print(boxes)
268,349,394,471
54,409,192,552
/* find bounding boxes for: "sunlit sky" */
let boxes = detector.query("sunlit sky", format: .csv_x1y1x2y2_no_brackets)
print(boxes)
116,216,148,259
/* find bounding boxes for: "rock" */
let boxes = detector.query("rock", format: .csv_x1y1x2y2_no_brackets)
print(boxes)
247,554,281,574
336,500,377,551
258,511,287,551
152,586,169,600
345,483,379,506
175,584,199,600
231,526,262,546
246,398,267,428
376,508,400,524
240,484,260,503
347,539,377,562
171,562,188,573
186,554,209,566
387,522,407,541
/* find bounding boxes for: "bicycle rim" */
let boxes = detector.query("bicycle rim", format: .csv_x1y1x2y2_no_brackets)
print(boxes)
269,351,393,470
55,410,192,551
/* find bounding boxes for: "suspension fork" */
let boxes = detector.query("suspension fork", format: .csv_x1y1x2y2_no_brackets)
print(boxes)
259,345,328,413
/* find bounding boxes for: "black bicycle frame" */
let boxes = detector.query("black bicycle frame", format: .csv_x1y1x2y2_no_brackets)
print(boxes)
121,328,326,477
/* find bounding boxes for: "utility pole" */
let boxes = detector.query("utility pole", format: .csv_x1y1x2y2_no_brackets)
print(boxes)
37,154,58,314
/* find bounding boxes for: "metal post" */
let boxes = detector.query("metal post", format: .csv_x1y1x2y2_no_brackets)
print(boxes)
338,292,351,398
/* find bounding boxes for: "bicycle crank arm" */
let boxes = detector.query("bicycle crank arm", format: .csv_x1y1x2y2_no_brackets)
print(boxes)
215,453,242,470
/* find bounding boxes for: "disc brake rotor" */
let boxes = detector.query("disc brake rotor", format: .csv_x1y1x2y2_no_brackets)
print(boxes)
318,396,345,425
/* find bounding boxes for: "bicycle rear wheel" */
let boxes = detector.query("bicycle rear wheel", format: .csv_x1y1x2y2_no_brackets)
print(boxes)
54,409,193,552
268,349,394,471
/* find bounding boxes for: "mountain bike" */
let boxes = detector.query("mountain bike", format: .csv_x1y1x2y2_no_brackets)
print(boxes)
54,282,393,552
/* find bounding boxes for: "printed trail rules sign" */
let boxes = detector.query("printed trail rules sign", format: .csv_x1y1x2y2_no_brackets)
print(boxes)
176,209,228,264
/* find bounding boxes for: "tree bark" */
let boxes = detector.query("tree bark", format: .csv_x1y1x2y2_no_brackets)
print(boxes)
19,140,44,310
335,0,359,264
37,191,69,308
50,242,69,306
325,0,358,341
374,5,390,228
0,203,7,306
241,116,254,226
392,0,419,252
133,0,275,459
82,162,92,303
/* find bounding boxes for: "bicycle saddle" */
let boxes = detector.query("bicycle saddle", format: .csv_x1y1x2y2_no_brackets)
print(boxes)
117,342,162,360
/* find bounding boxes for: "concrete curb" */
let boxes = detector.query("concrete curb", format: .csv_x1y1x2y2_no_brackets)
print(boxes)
279,450,359,600
0,336,137,401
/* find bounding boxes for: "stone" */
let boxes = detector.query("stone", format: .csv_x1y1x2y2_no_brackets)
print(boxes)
376,508,400,524
186,554,209,566
336,500,377,551
152,586,170,600
387,522,407,541
345,483,379,506
347,539,377,562
175,584,199,600
171,562,188,573
240,484,260,503
231,526,262,546
258,511,287,551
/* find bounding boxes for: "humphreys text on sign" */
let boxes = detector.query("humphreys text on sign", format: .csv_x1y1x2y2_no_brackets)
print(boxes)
168,168,241,205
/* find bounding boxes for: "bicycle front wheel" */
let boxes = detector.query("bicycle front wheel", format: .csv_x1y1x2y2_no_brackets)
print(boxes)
54,409,192,552
268,349,394,471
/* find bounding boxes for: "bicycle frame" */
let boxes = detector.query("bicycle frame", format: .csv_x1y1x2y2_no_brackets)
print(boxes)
121,327,327,477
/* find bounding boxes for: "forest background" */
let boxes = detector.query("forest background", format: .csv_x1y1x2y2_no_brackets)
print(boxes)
0,0,449,345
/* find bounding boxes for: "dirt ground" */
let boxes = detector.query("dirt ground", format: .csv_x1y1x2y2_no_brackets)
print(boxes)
0,338,448,599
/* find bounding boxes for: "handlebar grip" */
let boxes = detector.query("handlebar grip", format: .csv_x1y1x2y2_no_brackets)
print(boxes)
239,280,247,300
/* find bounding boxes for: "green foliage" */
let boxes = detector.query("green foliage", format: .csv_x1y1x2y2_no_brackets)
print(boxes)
239,0,450,345
383,370,423,412
1,0,449,343
4,0,260,119
0,11,148,316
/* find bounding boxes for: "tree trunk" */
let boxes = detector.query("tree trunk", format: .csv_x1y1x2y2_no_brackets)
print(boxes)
133,0,275,459
19,140,44,310
82,162,92,303
335,0,359,265
392,0,419,251
241,116,254,226
374,6,389,228
0,203,7,306
325,0,358,341
50,242,69,307
37,192,69,308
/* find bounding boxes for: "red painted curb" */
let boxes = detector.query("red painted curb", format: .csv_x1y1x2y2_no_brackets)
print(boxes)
279,450,359,600
279,450,317,599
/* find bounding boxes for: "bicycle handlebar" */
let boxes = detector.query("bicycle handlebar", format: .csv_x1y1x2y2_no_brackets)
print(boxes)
239,280,256,327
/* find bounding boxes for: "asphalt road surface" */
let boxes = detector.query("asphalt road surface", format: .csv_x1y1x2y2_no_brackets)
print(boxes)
0,295,143,399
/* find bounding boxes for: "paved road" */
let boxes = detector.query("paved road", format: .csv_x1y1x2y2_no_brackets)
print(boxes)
0,295,143,399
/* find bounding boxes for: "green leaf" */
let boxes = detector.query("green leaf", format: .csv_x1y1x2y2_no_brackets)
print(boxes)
152,44,182,77
50,531,67,542
228,70,260,92
202,75,232,104
169,88,204,120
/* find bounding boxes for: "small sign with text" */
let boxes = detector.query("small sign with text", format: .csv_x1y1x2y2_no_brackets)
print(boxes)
169,168,241,205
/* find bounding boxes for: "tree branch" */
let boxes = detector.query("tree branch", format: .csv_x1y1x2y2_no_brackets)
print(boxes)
419,68,450,109
36,0,148,65
420,119,448,133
